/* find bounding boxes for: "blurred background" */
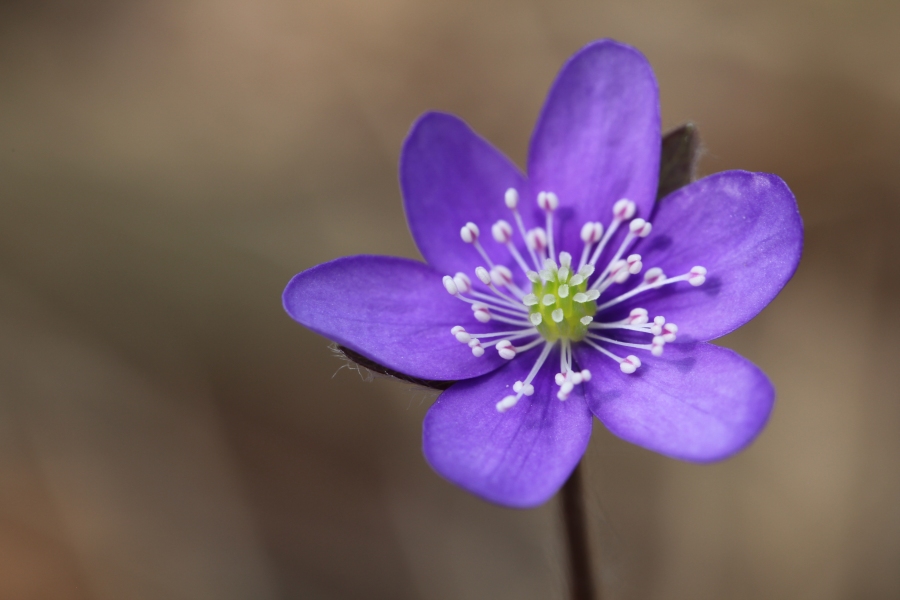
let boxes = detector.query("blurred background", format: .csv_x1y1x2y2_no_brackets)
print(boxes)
1,0,899,598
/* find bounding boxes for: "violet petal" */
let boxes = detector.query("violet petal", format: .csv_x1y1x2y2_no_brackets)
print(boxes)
283,255,507,380
423,348,592,508
632,170,803,342
528,39,661,256
575,342,774,462
401,112,532,278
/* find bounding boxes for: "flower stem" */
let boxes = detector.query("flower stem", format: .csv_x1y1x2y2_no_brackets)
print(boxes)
561,461,597,600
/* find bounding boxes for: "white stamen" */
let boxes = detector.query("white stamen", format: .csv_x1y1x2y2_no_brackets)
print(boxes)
522,294,539,306
551,308,564,323
644,267,666,286
496,396,518,411
472,305,491,323
558,284,569,298
512,381,535,396
628,308,649,325
580,316,593,325
492,220,513,244
558,251,572,268
452,272,472,294
495,342,554,412
490,265,515,288
578,222,604,270
505,188,519,209
628,218,652,237
613,199,636,220
475,266,492,285
442,275,459,296
582,338,642,374
688,265,707,286
620,355,641,374
460,222,480,244
530,312,543,326
662,323,678,342
527,228,548,262
537,191,559,211
626,254,643,274
496,339,517,360
542,294,556,306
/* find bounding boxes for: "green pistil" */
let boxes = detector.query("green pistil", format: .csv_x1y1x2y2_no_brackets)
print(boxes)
529,270,596,342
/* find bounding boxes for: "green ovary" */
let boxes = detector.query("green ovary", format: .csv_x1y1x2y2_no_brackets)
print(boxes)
530,277,596,342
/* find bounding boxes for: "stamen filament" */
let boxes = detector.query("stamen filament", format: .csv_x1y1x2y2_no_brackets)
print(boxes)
595,273,693,312
456,293,528,316
590,232,636,290
586,333,651,350
507,243,532,276
469,328,537,339
587,218,620,267
496,341,554,412
469,290,529,313
512,209,541,271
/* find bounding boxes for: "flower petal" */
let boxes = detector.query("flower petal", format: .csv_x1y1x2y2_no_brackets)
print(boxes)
575,342,774,462
528,39,661,255
401,112,533,277
632,170,803,341
423,348,592,508
283,255,508,380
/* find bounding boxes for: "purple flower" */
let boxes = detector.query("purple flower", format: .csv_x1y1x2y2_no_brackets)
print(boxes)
283,40,803,508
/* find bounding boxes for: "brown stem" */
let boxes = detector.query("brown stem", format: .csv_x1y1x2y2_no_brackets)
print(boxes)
561,461,597,600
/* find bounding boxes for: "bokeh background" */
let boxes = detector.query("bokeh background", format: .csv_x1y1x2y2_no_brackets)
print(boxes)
1,0,899,598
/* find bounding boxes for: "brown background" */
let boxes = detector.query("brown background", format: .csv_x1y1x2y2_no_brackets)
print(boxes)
1,1,899,598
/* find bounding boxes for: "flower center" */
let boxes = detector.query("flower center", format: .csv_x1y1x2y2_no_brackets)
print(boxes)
441,187,707,413
522,255,597,342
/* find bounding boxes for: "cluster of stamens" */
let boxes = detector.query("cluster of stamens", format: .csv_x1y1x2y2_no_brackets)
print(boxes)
441,188,706,413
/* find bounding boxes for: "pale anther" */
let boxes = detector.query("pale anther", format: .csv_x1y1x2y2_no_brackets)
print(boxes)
460,222,480,243
522,294,539,306
526,228,547,252
580,316,593,325
473,305,491,323
644,267,665,286
496,340,517,360
475,266,492,285
558,284,570,298
620,355,641,374
688,265,707,286
542,294,556,306
580,222,603,243
496,396,518,412
453,272,472,294
530,313,543,326
626,254,643,274
538,191,559,211
613,199,636,220
551,308,564,323
490,265,514,287
504,188,519,209
628,218,652,237
513,381,535,396
559,252,572,268
492,220,514,244
442,275,458,296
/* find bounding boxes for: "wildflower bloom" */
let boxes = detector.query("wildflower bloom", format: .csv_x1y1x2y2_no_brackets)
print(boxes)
283,40,803,508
